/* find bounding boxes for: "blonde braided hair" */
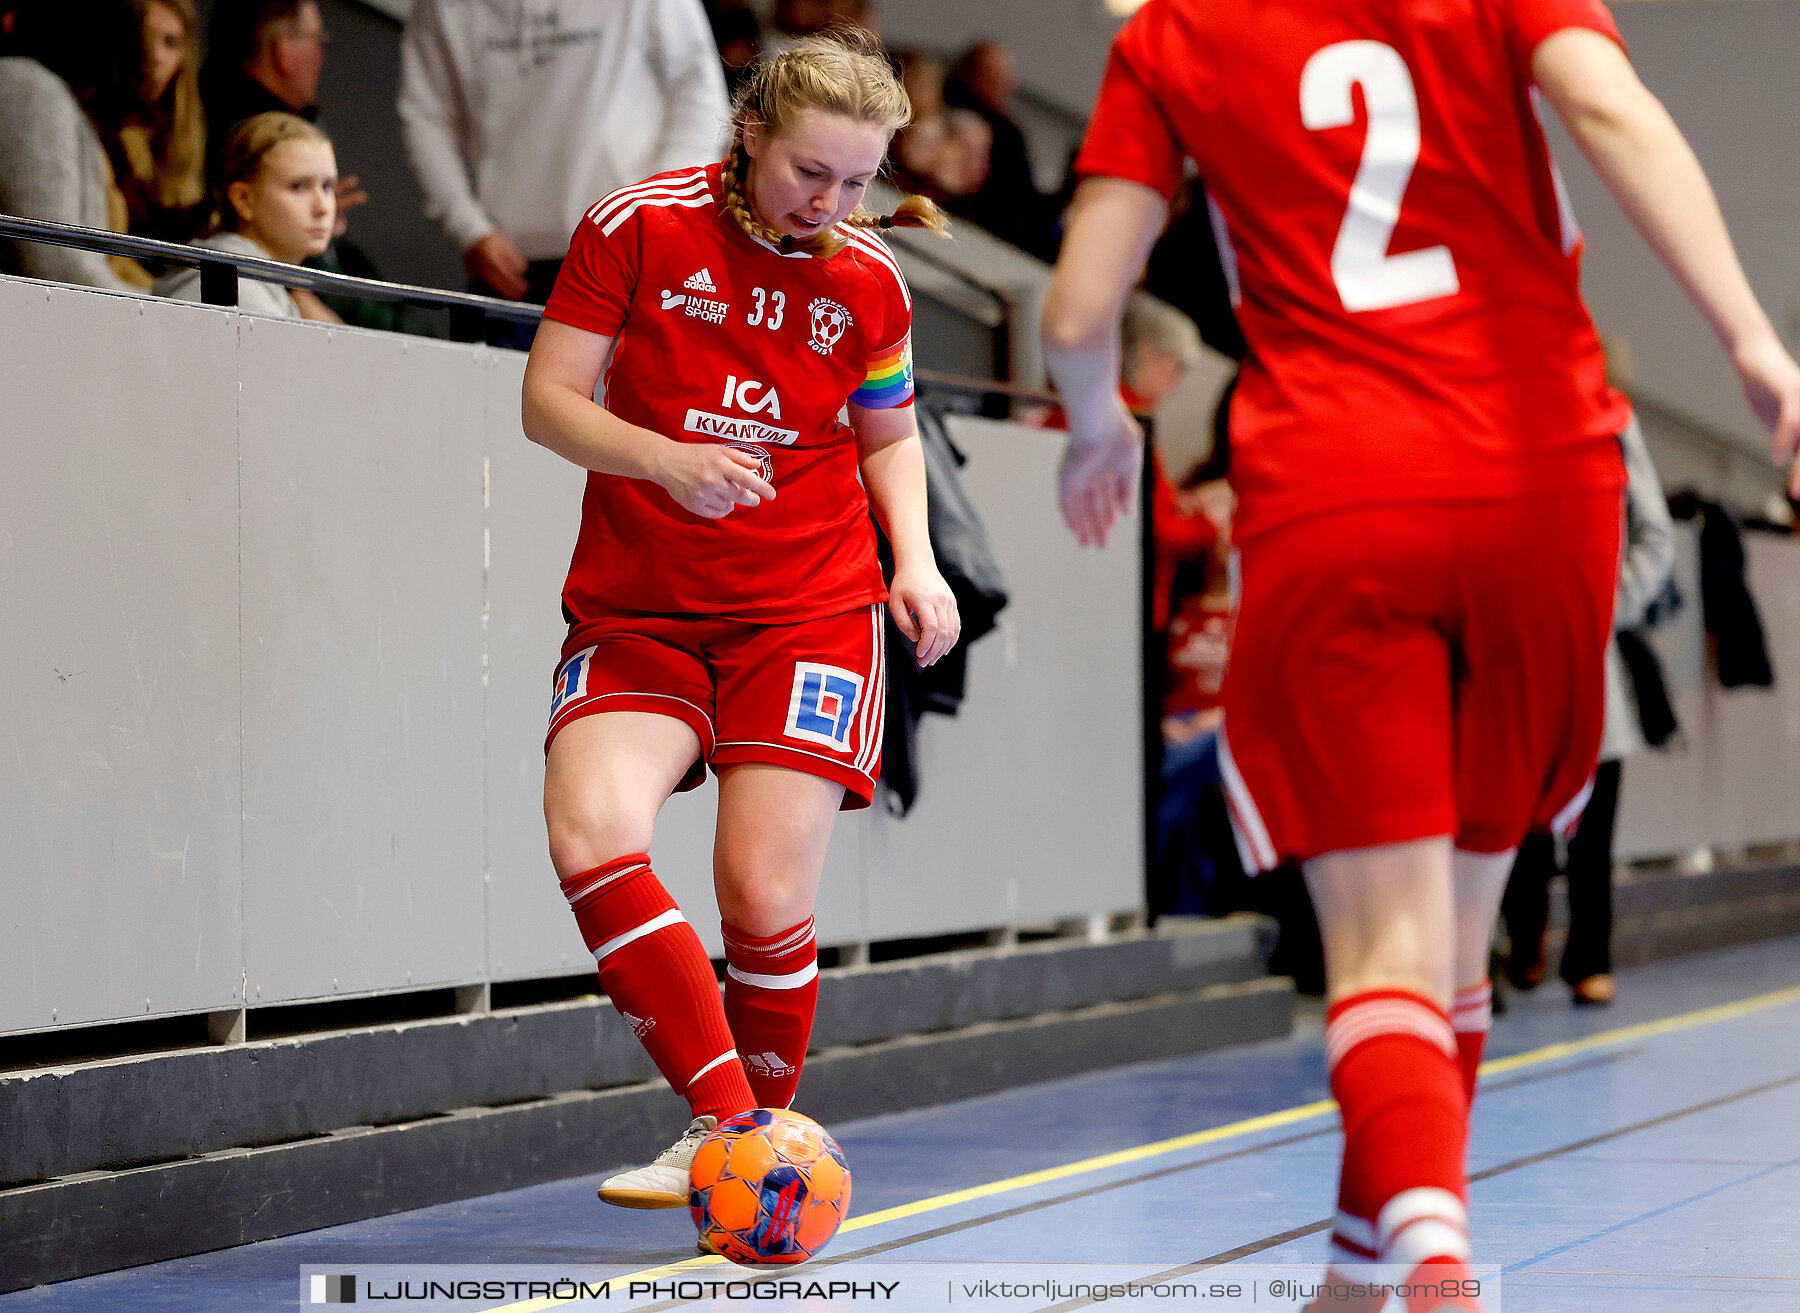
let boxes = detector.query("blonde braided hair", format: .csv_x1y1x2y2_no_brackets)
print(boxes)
722,31,950,260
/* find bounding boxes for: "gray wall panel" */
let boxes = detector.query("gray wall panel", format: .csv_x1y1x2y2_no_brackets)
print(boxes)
1618,535,1800,862
237,322,486,1003
861,416,1143,941
0,284,244,1032
481,350,590,979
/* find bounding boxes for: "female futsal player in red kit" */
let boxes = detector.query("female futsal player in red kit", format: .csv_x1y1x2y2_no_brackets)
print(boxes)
521,34,959,1208
1045,1,1800,1308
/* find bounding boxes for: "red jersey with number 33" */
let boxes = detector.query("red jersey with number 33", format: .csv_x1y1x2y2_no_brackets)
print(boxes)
542,162,915,624
1077,0,1632,542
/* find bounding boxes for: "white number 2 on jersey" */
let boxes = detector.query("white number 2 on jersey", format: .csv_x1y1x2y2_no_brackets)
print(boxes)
1300,40,1460,313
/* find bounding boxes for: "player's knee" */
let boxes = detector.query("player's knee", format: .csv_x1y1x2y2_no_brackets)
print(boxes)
714,852,811,933
544,790,655,878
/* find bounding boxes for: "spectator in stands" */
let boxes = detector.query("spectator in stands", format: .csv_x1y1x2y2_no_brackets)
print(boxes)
764,0,876,54
93,0,209,247
943,39,1054,258
702,1,762,96
155,111,340,322
0,0,153,290
202,2,325,180
399,0,728,344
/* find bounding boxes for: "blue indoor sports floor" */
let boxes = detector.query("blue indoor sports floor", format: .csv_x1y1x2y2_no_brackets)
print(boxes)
6,934,1798,1313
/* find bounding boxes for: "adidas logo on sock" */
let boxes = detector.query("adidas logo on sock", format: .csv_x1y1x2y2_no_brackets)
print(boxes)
619,1010,656,1039
741,1051,796,1078
683,268,717,293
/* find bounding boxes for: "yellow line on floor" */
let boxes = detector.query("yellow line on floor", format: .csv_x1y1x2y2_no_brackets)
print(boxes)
480,979,1800,1310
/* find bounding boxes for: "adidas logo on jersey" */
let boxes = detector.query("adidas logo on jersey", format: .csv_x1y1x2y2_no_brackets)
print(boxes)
683,268,717,293
741,1051,796,1079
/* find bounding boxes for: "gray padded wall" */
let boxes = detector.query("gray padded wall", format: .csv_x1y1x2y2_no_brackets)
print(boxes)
236,320,488,1003
1617,532,1800,862
858,415,1143,938
0,280,1146,1033
481,350,590,979
0,284,245,1033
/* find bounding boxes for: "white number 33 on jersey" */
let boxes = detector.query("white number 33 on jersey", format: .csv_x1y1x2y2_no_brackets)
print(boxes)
1301,40,1461,313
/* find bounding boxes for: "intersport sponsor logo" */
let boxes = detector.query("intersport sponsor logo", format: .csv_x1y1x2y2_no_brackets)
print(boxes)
684,409,799,446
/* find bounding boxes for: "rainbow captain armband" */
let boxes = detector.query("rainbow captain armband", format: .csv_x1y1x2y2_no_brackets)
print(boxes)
849,336,915,409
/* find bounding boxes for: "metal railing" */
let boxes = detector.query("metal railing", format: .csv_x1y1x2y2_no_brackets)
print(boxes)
0,213,540,339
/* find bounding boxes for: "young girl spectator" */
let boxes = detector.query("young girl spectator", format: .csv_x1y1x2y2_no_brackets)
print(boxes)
155,112,339,321
103,0,208,245
520,33,957,1214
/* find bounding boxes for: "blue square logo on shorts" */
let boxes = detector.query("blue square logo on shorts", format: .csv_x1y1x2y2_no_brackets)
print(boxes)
785,663,864,752
550,646,595,721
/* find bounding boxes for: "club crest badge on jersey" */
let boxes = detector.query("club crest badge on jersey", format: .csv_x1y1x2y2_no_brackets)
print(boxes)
727,442,775,486
807,298,853,356
785,663,863,751
550,646,596,721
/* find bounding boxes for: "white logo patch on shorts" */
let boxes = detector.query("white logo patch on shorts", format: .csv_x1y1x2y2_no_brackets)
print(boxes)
785,663,864,752
550,646,597,722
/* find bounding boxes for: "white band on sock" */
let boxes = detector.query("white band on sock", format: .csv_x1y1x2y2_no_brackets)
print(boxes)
1333,1210,1377,1254
1452,983,1493,1034
1325,997,1458,1071
591,908,685,963
1377,1187,1470,1264
686,1049,740,1088
725,961,820,990
563,861,649,908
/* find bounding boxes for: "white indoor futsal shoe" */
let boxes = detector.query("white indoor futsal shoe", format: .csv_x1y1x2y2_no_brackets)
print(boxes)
597,1115,717,1209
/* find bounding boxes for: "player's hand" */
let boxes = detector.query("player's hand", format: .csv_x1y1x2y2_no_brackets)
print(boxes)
465,230,530,301
888,561,960,668
332,174,368,238
1059,398,1144,549
1733,331,1800,498
656,443,777,519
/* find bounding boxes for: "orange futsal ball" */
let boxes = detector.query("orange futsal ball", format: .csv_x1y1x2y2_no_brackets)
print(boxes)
688,1108,852,1266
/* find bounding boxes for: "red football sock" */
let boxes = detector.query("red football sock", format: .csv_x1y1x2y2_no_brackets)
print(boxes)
722,917,819,1109
1300,1209,1386,1313
560,855,754,1121
1451,982,1492,1108
1326,991,1475,1310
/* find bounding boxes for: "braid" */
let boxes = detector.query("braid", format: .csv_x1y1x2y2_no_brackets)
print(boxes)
845,194,952,237
722,136,791,251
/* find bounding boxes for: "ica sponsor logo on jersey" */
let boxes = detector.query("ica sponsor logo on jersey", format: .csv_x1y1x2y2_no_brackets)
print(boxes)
807,297,852,355
683,375,799,446
785,662,863,752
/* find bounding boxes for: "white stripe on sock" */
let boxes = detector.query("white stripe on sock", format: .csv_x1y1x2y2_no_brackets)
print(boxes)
1377,1187,1469,1260
686,1049,740,1088
563,861,649,908
725,960,820,990
591,908,685,964
1325,999,1457,1070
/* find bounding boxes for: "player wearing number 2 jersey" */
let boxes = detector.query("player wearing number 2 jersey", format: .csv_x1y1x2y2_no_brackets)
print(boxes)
1046,1,1800,1308
521,34,961,1218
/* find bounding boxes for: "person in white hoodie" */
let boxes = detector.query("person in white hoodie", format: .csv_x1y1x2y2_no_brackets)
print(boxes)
399,0,729,342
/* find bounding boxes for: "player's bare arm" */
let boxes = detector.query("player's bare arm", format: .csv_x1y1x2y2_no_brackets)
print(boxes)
852,402,960,667
1042,177,1168,548
1534,28,1800,492
522,317,777,518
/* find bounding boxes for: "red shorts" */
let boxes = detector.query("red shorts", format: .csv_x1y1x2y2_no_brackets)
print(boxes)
1219,491,1622,871
545,604,886,809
